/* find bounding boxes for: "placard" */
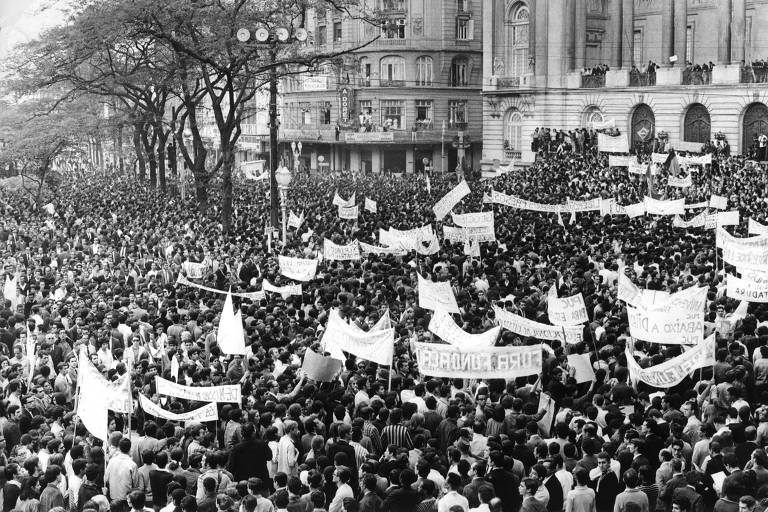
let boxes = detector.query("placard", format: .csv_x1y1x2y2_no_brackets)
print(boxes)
625,334,715,388
301,350,343,382
139,394,218,423
413,342,542,379
627,306,704,345
339,205,359,219
418,274,460,313
548,293,589,326
567,353,595,383
364,197,377,213
597,133,629,153
323,239,361,261
433,180,471,220
726,274,768,302
278,256,318,282
493,307,584,344
155,376,242,403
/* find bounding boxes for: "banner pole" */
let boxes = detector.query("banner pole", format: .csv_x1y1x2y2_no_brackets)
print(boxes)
388,365,393,393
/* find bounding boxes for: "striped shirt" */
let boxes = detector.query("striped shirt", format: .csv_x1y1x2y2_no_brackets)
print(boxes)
350,441,370,469
363,421,383,455
381,424,413,450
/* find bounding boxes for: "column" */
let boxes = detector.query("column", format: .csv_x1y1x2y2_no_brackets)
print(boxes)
565,0,575,71
674,0,687,66
534,0,548,77
718,0,732,64
574,0,587,71
621,0,634,68
731,0,746,64
661,1,674,66
547,0,566,80
608,0,622,68
482,0,494,80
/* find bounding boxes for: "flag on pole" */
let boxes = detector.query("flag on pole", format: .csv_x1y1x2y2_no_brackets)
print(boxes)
426,175,431,195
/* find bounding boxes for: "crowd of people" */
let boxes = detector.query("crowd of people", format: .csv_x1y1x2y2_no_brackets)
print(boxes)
0,140,766,512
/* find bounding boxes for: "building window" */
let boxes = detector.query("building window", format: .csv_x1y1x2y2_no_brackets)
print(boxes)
381,0,405,11
415,100,433,128
633,29,642,66
381,100,404,130
686,25,693,63
334,22,343,42
505,4,529,77
320,103,332,124
457,0,469,13
382,18,406,39
504,109,523,151
300,103,312,126
317,26,327,46
582,106,604,128
359,58,371,86
449,100,467,127
451,57,469,86
416,56,433,86
456,18,473,40
380,56,405,83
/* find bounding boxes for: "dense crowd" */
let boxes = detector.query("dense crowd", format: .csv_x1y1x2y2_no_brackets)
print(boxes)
0,144,767,512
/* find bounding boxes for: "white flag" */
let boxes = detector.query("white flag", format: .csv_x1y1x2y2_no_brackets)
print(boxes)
217,291,246,355
364,197,377,213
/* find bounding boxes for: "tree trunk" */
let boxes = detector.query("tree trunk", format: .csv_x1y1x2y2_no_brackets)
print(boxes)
141,127,157,187
194,165,209,215
221,147,234,234
157,145,167,193
133,123,146,181
117,124,124,175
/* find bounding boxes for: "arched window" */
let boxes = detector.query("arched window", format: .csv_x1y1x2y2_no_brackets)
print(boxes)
380,56,405,84
416,56,433,86
451,56,469,86
583,106,604,128
504,109,523,151
505,3,530,77
683,103,711,143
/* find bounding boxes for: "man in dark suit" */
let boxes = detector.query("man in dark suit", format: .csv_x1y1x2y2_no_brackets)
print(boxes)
227,423,272,485
381,469,420,512
721,453,748,502
487,452,521,512
672,472,704,512
659,459,687,512
591,452,621,512
463,460,495,509
359,474,382,512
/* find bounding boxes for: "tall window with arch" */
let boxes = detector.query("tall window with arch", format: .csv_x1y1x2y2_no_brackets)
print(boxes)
416,56,433,86
380,56,405,85
505,3,529,77
505,109,523,152
451,56,469,86
583,107,604,128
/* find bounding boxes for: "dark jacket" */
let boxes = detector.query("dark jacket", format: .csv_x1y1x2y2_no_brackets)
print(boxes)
227,438,272,483
78,480,101,512
463,477,495,509
592,471,621,512
381,486,421,512
488,468,521,512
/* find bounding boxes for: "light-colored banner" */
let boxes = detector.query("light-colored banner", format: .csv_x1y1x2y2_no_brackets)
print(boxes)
350,310,392,332
339,205,359,219
182,261,206,279
749,218,768,236
548,293,589,326
644,197,685,215
567,198,602,212
709,194,728,210
417,233,440,255
428,308,500,350
597,133,629,153
359,241,407,256
217,292,246,355
627,306,704,345
619,279,707,314
288,211,304,229
684,201,710,210
323,239,361,261
493,306,584,344
625,203,646,218
78,358,109,441
487,190,601,214
591,118,616,130
263,279,303,298
278,256,318,282
608,155,632,167
651,153,668,163
679,153,712,166
155,376,242,403
433,180,471,220
301,350,343,382
365,197,377,213
672,141,704,153
139,394,218,423
717,228,768,270
321,309,394,366
413,342,542,379
717,210,740,227
628,162,649,175
673,212,706,228
418,274,460,313
380,226,434,251
567,353,595,383
77,347,132,413
625,334,715,388
443,225,465,243
600,198,626,216
726,274,768,302
176,274,265,302
332,190,355,207
668,175,692,188
451,211,494,228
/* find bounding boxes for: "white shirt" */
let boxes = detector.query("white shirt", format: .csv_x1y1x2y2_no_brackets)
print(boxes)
328,483,353,512
438,491,469,512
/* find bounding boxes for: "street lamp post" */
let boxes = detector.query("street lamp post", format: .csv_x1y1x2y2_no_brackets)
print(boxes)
275,165,292,245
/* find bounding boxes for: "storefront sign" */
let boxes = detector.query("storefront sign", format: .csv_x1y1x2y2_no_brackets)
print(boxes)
339,88,355,128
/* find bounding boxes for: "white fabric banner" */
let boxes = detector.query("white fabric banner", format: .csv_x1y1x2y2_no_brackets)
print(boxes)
443,225,465,243
668,175,692,188
417,233,441,255
323,239,361,261
608,155,632,167
217,292,246,355
684,201,709,210
672,141,704,153
493,306,584,344
717,210,740,227
628,162,649,175
321,309,394,366
591,118,616,130
644,197,685,215
359,242,407,256
488,190,601,214
433,180,471,220
77,346,132,413
262,280,302,298
726,274,768,302
182,261,206,279
364,197,377,213
717,228,768,269
418,274,460,313
77,360,109,441
338,205,359,219
139,394,218,423
176,274,265,301
288,211,304,229
626,334,715,388
673,212,707,228
627,305,704,344
414,342,542,379
428,308,500,350
155,376,242,403
749,218,768,236
625,203,646,218
651,153,668,163
548,293,589,326
597,133,629,153
567,353,596,383
679,154,712,166
451,211,494,228
380,226,434,251
709,194,728,210
332,190,355,207
278,256,318,282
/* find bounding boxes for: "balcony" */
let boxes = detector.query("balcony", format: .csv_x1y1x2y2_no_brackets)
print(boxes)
682,68,712,85
580,74,605,88
741,65,768,84
380,79,406,88
504,149,522,160
629,70,656,87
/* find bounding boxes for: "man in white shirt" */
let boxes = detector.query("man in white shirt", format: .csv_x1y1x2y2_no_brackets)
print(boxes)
328,466,354,512
438,473,469,512
470,486,494,512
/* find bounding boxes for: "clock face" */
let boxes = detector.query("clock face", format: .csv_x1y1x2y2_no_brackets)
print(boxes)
276,27,289,42
236,28,250,42
255,28,270,42
295,28,308,42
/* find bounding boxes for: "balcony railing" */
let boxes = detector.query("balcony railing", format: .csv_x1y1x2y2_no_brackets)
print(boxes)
581,74,605,88
629,71,656,87
741,66,768,84
496,77,520,88
504,149,522,160
380,79,406,87
682,68,712,85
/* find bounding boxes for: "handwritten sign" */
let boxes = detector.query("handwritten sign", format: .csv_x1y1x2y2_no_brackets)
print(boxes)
155,376,242,403
414,342,542,379
139,394,218,423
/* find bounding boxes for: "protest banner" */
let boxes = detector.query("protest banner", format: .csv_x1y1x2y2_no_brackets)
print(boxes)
301,349,343,382
628,162,649,175
429,308,500,350
262,280,302,298
709,194,728,210
443,225,465,243
548,293,589,326
633,284,708,314
278,256,318,282
627,306,704,345
651,153,668,163
537,393,555,437
350,310,392,333
608,155,632,167
684,201,710,210
77,346,132,413
668,175,692,188
726,274,768,302
416,233,440,255
321,309,394,366
617,273,643,307
567,353,595,383
380,226,434,251
288,210,304,229
717,211,740,227
591,118,615,130
433,180,471,220
451,211,494,228
332,190,355,207
359,242,407,256
176,274,266,301
679,153,712,166
323,239,361,261
338,205,359,219
565,198,602,213
672,141,704,153
77,363,109,441
418,274,460,313
673,212,706,229
364,197,377,213
717,227,768,270
624,203,646,218
749,218,768,236
182,261,206,279
155,376,242,403
493,307,584,344
597,133,629,153
413,342,542,379
600,198,625,216
216,292,246,355
139,394,218,423
643,197,685,215
625,334,715,388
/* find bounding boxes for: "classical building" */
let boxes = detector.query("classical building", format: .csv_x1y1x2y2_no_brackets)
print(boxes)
280,0,483,174
481,0,768,168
